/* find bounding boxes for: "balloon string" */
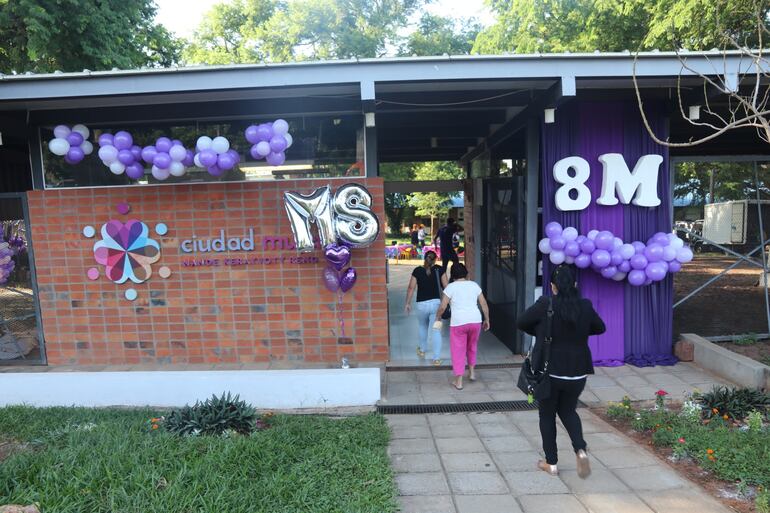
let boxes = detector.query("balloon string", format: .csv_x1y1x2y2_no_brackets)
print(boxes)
337,288,345,338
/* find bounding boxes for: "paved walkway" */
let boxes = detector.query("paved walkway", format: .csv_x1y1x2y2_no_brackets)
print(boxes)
388,409,732,513
381,361,734,406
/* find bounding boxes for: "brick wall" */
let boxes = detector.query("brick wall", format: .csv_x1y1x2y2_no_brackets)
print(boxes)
27,179,388,366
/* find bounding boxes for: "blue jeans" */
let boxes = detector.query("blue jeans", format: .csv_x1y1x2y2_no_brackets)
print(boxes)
415,299,442,360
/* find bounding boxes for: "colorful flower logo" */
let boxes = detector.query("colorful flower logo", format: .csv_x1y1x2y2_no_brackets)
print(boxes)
93,220,160,284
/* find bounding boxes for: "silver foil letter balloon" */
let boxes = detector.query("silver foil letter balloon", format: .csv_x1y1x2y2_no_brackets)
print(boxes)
283,185,336,252
332,183,380,248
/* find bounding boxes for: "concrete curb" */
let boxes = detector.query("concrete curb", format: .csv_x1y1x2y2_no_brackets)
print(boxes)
679,333,769,390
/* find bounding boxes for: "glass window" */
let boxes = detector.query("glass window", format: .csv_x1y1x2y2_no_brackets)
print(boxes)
41,114,364,188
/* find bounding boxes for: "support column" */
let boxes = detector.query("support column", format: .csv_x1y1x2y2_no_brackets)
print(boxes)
521,116,540,352
361,81,378,178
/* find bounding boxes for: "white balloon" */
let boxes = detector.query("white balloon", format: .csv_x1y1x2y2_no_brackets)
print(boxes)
273,119,289,135
48,138,70,156
98,145,118,163
72,124,90,139
256,141,271,157
612,272,628,281
562,226,578,241
538,237,552,255
671,237,684,249
152,165,170,181
193,153,202,168
169,144,187,161
169,161,186,177
211,136,230,154
53,125,70,139
549,250,566,265
284,132,293,148
196,136,213,152
80,140,94,155
109,161,126,175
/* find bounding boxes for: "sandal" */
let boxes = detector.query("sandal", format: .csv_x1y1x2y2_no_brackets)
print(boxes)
537,460,558,476
576,449,591,478
416,347,426,358
432,359,442,366
452,382,463,391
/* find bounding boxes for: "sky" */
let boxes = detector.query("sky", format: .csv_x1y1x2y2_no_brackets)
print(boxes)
154,0,495,39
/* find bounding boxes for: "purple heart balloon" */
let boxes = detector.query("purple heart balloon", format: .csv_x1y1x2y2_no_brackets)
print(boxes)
323,266,340,292
325,243,351,271
340,267,357,293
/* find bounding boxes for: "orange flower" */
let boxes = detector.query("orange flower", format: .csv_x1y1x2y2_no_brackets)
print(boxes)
722,414,729,420
708,455,717,462
706,449,714,455
152,424,159,430
712,408,719,414
151,418,160,423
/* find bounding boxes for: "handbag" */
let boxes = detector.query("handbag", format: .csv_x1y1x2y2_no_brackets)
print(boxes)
434,268,451,320
516,297,554,403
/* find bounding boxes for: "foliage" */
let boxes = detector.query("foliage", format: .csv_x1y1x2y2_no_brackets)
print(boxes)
747,410,765,433
0,0,181,73
696,386,770,421
399,14,481,56
606,395,635,420
674,161,770,205
758,487,770,513
0,406,397,513
406,161,465,231
163,392,260,436
735,333,759,346
385,193,409,235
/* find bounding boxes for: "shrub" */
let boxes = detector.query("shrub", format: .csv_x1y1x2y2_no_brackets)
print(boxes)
757,487,770,513
747,410,765,433
606,396,635,420
164,392,260,436
697,386,770,420
735,333,758,346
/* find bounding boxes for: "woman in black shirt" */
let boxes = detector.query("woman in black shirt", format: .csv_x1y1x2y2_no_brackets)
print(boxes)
517,264,606,478
405,251,449,364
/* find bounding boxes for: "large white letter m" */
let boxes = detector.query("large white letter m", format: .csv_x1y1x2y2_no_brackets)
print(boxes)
596,153,662,208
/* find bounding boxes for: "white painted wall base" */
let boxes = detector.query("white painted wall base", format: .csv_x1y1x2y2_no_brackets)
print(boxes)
0,368,381,409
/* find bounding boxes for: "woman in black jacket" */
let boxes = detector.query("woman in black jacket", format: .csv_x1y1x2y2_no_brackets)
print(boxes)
517,264,606,478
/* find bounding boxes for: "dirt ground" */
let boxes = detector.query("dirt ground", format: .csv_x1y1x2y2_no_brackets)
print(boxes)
674,255,770,338
719,339,770,366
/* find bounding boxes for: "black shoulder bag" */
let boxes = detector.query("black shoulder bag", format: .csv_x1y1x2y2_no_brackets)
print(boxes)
433,268,451,320
516,297,553,403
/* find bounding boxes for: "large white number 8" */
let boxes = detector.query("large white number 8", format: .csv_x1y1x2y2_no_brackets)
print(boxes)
553,156,591,211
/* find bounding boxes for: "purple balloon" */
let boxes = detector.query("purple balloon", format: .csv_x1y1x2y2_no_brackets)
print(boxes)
339,267,357,293
199,149,218,167
269,135,287,153
594,231,614,250
325,243,352,271
676,247,694,263
601,266,618,279
126,163,144,180
256,124,273,142
217,153,236,170
652,233,670,246
245,125,260,144
644,278,653,286
130,145,142,161
644,243,663,263
141,145,158,164
646,262,667,281
207,164,226,177
579,239,596,254
64,154,77,165
574,254,592,269
249,144,262,160
226,149,240,164
632,241,646,254
550,236,566,250
67,132,84,146
266,151,286,166
544,222,562,239
171,139,184,147
591,249,611,268
618,260,632,273
155,137,172,153
66,146,85,163
628,270,646,286
153,152,171,169
576,235,587,244
323,266,340,292
97,133,114,147
619,243,636,260
610,250,624,266
113,131,133,150
182,149,195,167
662,245,677,262
117,149,134,165
630,253,648,270
564,241,581,257
668,260,682,273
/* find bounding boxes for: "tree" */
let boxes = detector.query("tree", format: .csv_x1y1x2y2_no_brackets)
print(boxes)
407,161,465,235
0,0,181,73
400,14,481,56
674,161,770,204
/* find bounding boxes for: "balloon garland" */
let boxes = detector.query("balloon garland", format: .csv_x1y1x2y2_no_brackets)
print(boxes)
48,124,94,164
539,222,693,286
194,136,239,177
245,119,292,167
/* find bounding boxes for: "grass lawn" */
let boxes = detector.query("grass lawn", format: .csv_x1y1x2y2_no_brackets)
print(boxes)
0,407,397,513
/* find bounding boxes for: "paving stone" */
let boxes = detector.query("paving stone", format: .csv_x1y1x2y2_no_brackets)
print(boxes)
643,373,690,386
417,371,454,383
388,372,419,384
387,414,429,428
503,471,569,495
591,386,632,402
576,493,655,513
454,494,523,513
614,466,689,490
482,434,532,452
474,421,522,438
584,432,631,449
586,375,617,388
489,391,529,401
559,469,631,494
579,390,601,404
435,436,486,453
441,452,498,472
452,392,496,403
390,438,437,455
390,424,432,439
432,422,478,438
447,472,510,495
398,495,456,513
591,446,659,468
421,393,460,404
391,453,443,473
485,380,520,391
637,489,731,513
519,494,588,513
626,386,660,401
613,375,651,388
470,412,514,424
428,414,474,428
396,472,451,496
389,382,421,396
491,451,542,472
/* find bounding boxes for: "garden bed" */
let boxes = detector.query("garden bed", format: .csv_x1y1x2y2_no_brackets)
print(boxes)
718,338,770,367
0,406,397,513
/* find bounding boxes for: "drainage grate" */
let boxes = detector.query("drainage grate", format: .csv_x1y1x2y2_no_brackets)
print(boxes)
377,400,537,415
386,362,522,372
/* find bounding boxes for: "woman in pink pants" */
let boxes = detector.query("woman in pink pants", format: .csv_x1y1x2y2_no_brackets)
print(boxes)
434,263,490,390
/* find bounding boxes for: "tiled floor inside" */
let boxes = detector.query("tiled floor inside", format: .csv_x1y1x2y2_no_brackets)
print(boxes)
387,260,516,367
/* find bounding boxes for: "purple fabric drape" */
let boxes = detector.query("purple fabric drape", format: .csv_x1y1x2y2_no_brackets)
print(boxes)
540,100,677,367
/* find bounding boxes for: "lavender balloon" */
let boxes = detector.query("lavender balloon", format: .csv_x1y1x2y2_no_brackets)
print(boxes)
67,146,85,163
544,222,562,239
610,250,623,266
591,249,611,268
549,250,566,265
618,260,632,273
53,125,70,139
269,135,288,153
579,239,596,254
325,243,351,271
538,238,552,255
113,131,133,150
574,253,591,269
668,261,682,273
628,270,646,286
646,262,667,281
141,146,158,164
340,267,357,292
564,241,581,257
266,151,286,166
562,226,578,241
594,231,614,250
199,149,218,167
67,132,84,146
207,164,226,177
153,152,171,169
217,153,236,170
256,124,273,142
117,149,135,165
676,247,694,263
629,253,648,270
155,137,172,153
245,125,260,144
126,163,144,180
601,266,618,279
323,266,340,292
98,133,114,147
550,236,566,250
632,241,646,254
644,243,663,263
